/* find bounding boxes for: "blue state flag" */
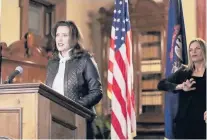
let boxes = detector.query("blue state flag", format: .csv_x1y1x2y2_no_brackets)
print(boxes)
165,0,188,139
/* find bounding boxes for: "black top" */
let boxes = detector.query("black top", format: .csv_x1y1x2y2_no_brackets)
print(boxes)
177,76,206,122
157,66,206,121
45,52,103,115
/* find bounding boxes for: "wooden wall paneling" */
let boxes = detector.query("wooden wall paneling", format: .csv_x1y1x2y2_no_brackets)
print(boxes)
55,0,66,23
19,0,66,37
136,32,142,115
196,0,206,40
0,36,48,84
40,6,45,36
1,59,47,83
96,11,113,116
19,0,29,38
132,30,140,116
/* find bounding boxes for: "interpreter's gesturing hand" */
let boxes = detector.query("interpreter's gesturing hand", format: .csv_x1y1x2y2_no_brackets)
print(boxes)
204,111,207,121
176,78,196,91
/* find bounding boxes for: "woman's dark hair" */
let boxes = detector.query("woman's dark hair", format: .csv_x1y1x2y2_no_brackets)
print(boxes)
51,20,87,59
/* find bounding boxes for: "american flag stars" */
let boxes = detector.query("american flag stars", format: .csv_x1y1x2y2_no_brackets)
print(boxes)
108,0,136,138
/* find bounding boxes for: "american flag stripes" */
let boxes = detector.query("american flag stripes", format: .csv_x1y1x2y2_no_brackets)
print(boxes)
107,0,136,139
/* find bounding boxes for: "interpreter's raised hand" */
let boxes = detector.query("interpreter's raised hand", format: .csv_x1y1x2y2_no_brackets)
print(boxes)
176,78,196,91
204,111,207,122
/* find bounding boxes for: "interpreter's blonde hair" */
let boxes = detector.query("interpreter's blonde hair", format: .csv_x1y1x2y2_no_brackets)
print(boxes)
187,38,206,71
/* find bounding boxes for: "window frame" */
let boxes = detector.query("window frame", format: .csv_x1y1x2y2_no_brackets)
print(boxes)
19,0,66,38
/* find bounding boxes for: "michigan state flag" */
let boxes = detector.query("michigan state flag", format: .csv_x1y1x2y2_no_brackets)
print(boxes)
165,0,188,138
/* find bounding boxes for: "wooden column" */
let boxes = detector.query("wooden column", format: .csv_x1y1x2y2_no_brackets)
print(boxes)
196,0,206,41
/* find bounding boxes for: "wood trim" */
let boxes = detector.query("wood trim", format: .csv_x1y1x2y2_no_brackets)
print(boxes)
30,0,54,6
55,0,66,22
52,117,77,130
136,32,142,116
196,0,206,40
0,83,95,119
2,57,47,67
40,6,45,36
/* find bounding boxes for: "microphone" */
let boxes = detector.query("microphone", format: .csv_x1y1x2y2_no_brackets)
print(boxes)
4,66,23,84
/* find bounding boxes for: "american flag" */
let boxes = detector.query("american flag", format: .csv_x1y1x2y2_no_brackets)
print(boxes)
107,0,136,139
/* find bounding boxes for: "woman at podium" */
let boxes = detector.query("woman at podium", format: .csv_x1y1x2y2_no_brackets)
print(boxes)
45,20,103,139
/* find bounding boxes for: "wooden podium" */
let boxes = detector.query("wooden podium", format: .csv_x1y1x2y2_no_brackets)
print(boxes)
0,83,95,139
